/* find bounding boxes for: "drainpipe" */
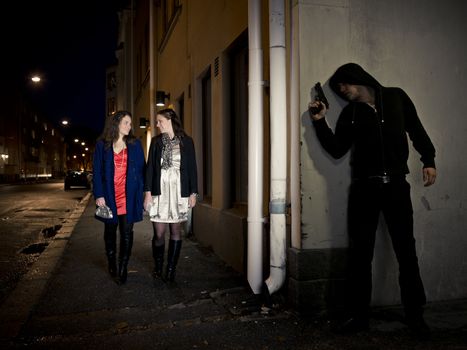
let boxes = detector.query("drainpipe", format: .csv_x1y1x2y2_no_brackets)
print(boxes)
264,0,287,296
247,0,265,294
148,0,155,143
130,0,135,115
289,0,301,249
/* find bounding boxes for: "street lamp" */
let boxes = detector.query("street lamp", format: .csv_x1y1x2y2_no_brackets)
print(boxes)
31,75,41,83
61,120,69,126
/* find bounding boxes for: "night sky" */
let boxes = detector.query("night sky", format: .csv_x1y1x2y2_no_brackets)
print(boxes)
3,0,120,136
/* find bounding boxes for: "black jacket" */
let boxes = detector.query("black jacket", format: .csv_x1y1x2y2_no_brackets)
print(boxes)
144,134,198,197
313,63,436,179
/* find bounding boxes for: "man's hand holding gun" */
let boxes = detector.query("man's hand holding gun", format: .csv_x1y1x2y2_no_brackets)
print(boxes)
308,82,329,121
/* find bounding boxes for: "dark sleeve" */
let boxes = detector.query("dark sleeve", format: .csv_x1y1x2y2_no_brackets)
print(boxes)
92,141,105,199
400,89,436,168
312,106,354,159
135,139,146,182
144,137,156,192
187,137,198,194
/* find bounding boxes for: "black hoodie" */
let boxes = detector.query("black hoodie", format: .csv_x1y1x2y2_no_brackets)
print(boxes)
313,63,436,179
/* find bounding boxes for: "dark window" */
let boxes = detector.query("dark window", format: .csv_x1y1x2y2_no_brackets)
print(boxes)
161,0,180,32
107,71,116,91
229,32,249,207
177,93,185,127
201,68,212,201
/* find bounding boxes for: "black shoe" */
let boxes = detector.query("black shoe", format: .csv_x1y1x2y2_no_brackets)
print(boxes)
332,317,369,334
166,266,176,282
117,263,128,285
406,316,431,339
108,260,117,278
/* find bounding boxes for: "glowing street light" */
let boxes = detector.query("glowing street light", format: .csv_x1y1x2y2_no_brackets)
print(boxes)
31,76,41,83
61,120,69,126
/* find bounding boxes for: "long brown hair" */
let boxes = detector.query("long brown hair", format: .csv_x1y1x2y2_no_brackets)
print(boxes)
98,110,136,148
157,108,186,138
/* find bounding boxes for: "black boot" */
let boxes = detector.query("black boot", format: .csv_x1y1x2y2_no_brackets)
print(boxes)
405,307,431,339
108,255,117,278
117,222,134,285
104,224,117,278
117,259,128,285
152,240,165,279
165,240,182,282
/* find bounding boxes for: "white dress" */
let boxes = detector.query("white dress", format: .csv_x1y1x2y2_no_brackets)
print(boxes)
149,144,189,223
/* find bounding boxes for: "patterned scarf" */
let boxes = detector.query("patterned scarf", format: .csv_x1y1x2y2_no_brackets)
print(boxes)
161,133,180,170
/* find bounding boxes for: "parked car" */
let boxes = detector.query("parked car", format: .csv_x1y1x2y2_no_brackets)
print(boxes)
64,170,91,190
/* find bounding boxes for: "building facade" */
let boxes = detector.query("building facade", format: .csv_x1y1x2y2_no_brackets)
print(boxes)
112,0,467,312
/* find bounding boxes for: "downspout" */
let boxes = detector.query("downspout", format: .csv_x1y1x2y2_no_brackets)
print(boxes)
247,0,265,294
289,0,301,249
148,0,155,144
130,0,135,115
264,0,287,296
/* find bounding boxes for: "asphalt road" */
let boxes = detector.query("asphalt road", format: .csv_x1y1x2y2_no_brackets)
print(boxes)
0,180,90,304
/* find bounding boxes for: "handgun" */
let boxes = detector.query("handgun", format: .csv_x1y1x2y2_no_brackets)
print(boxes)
309,82,329,114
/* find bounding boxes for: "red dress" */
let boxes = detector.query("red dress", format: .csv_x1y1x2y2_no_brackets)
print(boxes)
114,149,127,215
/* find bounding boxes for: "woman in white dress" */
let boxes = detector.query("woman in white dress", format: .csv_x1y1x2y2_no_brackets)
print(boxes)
144,109,198,282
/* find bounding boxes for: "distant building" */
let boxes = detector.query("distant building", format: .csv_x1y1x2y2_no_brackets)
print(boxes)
0,80,65,182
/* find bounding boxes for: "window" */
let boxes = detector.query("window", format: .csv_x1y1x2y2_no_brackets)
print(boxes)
107,71,117,91
158,0,181,51
137,24,150,91
177,93,185,127
201,68,212,201
161,0,180,33
228,32,249,207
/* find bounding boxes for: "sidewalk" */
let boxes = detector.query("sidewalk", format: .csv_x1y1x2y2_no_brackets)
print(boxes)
1,197,466,349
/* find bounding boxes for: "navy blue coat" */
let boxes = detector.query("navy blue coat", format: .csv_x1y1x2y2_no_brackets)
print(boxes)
92,139,145,224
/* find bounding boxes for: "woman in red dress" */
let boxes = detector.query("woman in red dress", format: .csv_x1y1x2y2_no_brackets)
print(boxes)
93,111,145,284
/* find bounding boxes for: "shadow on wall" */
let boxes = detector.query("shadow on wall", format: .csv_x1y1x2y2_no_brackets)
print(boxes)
299,79,351,310
301,79,350,246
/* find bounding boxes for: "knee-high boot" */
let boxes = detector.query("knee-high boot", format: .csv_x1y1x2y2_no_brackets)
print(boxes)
166,239,182,282
152,240,165,279
117,223,134,285
104,224,117,278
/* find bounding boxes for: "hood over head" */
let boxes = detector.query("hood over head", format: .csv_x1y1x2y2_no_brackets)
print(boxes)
330,63,382,100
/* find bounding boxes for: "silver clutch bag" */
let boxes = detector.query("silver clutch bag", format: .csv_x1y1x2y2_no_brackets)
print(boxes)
95,205,113,219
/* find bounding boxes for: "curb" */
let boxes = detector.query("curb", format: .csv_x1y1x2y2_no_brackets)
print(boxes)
0,192,92,340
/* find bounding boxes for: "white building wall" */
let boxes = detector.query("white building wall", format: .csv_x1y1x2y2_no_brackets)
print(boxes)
298,0,467,304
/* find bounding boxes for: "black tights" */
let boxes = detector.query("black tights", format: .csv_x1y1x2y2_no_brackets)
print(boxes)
152,222,182,246
104,215,134,263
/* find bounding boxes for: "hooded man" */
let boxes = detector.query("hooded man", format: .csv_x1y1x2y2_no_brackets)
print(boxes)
309,63,436,338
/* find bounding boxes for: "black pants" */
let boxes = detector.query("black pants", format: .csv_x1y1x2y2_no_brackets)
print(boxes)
346,178,426,317
104,215,134,265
